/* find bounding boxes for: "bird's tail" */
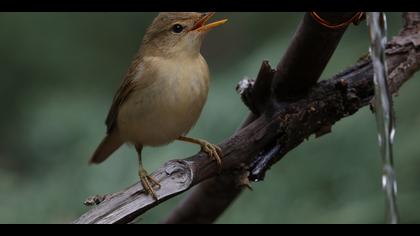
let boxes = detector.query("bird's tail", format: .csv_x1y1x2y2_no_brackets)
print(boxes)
89,131,123,164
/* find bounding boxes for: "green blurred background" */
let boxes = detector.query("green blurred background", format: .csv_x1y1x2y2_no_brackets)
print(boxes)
0,12,419,224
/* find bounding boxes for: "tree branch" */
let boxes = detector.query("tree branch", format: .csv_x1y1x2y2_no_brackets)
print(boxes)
164,11,360,224
272,12,357,101
73,12,420,224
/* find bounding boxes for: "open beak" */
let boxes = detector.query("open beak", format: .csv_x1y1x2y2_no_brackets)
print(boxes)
191,12,228,32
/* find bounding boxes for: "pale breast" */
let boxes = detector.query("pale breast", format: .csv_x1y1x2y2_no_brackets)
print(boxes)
117,55,210,146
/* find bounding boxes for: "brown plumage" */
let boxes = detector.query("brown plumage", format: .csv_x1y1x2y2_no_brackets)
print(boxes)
89,12,227,199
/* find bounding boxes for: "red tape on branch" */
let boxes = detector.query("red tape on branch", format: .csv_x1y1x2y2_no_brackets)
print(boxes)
310,12,365,29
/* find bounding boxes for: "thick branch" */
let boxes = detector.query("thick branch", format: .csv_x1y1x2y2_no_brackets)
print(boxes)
164,12,359,224
74,13,420,224
273,12,357,101
248,12,420,179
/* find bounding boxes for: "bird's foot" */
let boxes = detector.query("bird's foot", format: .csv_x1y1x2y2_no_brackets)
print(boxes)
177,136,223,169
197,139,223,169
138,169,161,200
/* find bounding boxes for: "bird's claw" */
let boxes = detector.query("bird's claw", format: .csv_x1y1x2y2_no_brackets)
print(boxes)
200,141,223,169
138,169,161,200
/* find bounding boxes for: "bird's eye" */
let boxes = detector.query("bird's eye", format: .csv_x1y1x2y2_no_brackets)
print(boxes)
172,24,184,33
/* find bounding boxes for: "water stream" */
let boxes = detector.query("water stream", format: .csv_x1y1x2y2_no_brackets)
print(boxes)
367,12,399,224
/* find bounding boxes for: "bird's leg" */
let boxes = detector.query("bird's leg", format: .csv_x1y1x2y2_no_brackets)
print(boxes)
135,145,160,200
177,136,223,168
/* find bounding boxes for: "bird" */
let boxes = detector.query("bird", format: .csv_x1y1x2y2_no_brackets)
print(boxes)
89,12,227,200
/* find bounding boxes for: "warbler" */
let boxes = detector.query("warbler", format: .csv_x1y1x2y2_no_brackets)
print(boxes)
90,12,227,199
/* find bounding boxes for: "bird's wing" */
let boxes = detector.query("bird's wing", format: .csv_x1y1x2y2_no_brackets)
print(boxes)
105,53,143,134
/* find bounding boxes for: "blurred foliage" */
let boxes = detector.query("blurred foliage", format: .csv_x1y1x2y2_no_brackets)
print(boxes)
0,12,419,224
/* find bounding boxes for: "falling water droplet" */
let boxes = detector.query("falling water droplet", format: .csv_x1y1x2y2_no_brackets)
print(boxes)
390,127,396,144
382,175,387,189
368,12,399,224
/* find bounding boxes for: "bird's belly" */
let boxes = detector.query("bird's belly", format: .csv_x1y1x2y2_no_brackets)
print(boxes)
118,70,208,146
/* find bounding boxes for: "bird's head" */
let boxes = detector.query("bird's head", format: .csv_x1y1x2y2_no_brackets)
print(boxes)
140,12,227,58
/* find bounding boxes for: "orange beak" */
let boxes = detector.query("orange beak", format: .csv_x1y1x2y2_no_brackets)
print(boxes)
191,12,228,32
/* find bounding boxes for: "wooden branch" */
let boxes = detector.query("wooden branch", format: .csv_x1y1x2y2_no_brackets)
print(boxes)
164,11,360,224
163,170,248,224
236,61,275,115
74,12,420,224
248,12,420,180
249,49,420,180
272,12,358,101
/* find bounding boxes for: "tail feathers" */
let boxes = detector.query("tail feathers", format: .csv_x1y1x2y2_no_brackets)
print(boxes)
89,131,123,164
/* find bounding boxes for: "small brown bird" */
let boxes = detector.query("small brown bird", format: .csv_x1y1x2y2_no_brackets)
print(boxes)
90,12,227,199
